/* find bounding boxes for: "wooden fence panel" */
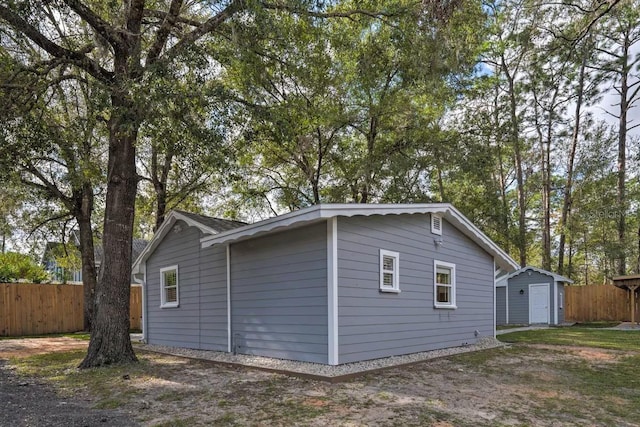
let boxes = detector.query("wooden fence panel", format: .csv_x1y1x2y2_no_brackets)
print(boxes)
565,284,638,322
0,283,143,336
130,286,142,331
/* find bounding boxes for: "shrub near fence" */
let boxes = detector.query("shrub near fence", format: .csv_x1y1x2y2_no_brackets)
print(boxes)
0,283,142,336
565,284,638,322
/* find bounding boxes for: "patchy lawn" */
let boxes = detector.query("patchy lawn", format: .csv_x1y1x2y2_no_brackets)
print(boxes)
570,321,622,329
498,328,640,351
3,331,640,426
495,324,527,330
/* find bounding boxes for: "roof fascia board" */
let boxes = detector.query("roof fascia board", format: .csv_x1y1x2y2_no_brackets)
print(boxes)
132,211,220,275
200,204,450,248
507,266,574,284
200,203,518,272
440,206,519,271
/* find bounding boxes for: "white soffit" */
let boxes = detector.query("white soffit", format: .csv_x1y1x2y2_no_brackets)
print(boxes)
200,203,519,272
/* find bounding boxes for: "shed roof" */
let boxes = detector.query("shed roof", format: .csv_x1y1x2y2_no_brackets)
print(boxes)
498,266,574,285
198,203,519,272
612,274,640,289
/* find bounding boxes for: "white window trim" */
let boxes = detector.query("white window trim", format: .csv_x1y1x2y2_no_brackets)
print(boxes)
434,260,456,309
431,214,443,236
379,249,401,293
160,265,179,308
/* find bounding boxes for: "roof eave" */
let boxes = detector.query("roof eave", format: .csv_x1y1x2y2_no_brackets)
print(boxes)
200,203,519,273
200,204,451,248
132,210,220,275
507,266,574,284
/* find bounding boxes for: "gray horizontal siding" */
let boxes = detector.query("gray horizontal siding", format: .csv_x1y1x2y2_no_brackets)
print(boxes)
198,244,228,350
337,213,494,364
496,287,507,325
145,220,228,351
231,222,328,364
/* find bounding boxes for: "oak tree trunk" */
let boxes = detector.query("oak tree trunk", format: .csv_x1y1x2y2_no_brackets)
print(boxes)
79,92,139,368
77,184,98,331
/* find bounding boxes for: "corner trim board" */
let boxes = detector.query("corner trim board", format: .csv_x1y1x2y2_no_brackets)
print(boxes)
493,259,496,338
505,281,509,324
227,244,231,353
553,280,558,325
327,217,338,365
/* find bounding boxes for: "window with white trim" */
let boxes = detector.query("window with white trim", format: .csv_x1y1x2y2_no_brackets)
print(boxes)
160,265,179,308
434,260,456,308
431,214,442,235
379,249,400,293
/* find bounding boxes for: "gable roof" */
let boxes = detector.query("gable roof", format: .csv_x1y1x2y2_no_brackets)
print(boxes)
173,210,247,233
132,210,246,275
199,203,519,272
497,266,574,285
94,238,149,267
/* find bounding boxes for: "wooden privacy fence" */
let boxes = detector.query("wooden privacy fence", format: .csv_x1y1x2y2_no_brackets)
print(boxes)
565,284,639,322
0,283,142,336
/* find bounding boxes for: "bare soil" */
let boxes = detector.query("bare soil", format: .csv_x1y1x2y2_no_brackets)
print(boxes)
1,338,639,426
0,358,136,427
0,337,88,358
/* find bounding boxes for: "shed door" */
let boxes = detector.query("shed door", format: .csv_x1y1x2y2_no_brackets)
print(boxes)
529,283,549,324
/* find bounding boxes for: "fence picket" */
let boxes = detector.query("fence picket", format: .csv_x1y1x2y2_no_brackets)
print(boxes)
565,284,636,322
0,283,142,336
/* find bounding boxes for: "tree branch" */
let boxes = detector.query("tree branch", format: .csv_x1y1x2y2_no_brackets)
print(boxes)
27,212,72,239
0,5,114,83
261,1,400,20
164,0,244,61
22,165,73,207
146,0,184,67
143,9,202,27
62,0,123,47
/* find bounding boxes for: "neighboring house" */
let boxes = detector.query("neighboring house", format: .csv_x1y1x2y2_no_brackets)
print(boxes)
496,266,573,326
133,204,519,366
42,233,148,283
42,241,83,282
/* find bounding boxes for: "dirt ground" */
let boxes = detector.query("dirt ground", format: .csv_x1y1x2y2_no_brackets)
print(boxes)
1,338,639,426
0,337,88,358
0,338,136,427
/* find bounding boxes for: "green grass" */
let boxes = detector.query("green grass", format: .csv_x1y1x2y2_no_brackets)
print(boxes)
496,324,524,330
570,321,621,328
498,328,640,351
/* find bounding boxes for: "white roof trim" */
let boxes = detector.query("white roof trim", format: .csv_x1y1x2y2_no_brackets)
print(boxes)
132,211,222,275
201,203,519,272
504,266,574,284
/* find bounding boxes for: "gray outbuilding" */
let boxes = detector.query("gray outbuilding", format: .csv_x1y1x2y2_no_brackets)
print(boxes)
133,204,519,365
496,266,573,326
